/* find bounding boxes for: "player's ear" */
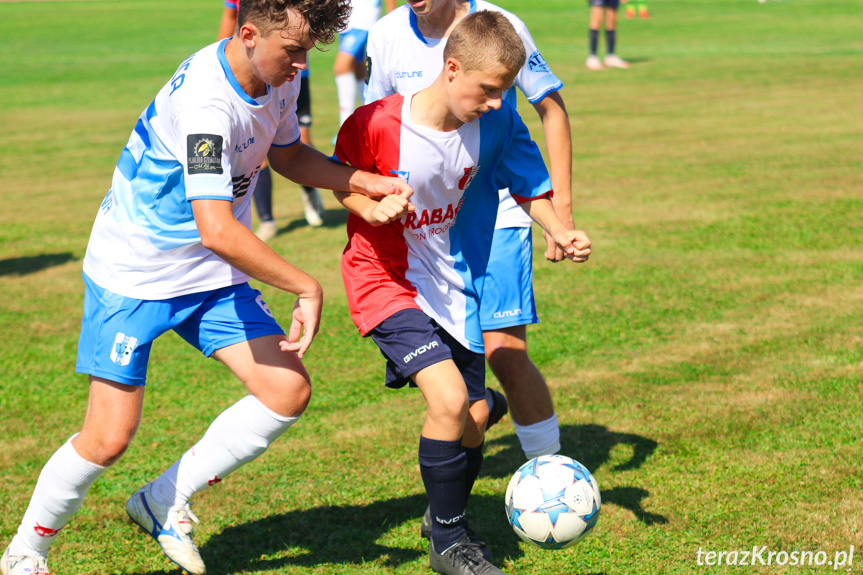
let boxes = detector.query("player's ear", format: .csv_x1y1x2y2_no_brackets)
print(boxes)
238,22,260,47
445,57,461,81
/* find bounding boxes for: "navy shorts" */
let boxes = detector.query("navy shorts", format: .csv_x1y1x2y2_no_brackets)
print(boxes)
369,308,486,401
590,0,620,7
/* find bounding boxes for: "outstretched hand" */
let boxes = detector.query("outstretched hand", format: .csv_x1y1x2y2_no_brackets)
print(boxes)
362,173,415,198
279,291,323,358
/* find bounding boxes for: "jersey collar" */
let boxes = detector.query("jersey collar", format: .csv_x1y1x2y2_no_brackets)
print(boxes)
217,38,267,106
409,0,477,44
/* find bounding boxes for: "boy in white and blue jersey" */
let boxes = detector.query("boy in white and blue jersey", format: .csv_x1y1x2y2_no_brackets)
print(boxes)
333,12,590,574
333,0,396,127
0,1,412,574
365,0,577,465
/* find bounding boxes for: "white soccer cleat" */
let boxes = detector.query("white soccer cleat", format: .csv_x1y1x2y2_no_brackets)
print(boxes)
301,187,325,227
585,55,604,71
126,483,206,575
603,54,630,69
0,548,50,575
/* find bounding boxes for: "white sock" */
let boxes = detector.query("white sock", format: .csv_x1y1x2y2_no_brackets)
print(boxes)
11,435,106,557
151,395,299,507
514,414,561,459
335,72,357,126
355,77,365,107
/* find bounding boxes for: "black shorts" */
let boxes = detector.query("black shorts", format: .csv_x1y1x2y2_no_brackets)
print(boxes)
297,76,311,128
369,308,486,401
590,0,620,7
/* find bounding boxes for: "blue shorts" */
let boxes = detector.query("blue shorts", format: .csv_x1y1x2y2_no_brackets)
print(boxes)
369,308,486,401
479,227,539,330
75,274,284,386
590,0,620,8
338,28,369,60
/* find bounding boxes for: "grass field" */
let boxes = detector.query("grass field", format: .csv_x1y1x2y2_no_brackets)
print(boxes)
2,0,863,573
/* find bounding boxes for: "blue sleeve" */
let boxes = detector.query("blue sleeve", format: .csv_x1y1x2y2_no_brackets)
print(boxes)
489,108,551,199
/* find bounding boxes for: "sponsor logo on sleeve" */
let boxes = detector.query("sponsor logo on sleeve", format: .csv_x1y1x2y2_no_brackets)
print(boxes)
527,51,551,73
187,134,223,175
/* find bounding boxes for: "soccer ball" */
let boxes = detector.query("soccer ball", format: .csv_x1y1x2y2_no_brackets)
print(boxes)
504,454,601,550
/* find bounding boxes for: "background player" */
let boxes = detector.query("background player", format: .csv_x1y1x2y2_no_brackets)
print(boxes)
331,12,591,574
219,0,326,235
364,0,577,463
333,0,395,129
0,1,411,573
586,0,630,70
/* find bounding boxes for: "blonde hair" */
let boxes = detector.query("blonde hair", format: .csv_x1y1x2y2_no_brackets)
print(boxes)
444,11,526,74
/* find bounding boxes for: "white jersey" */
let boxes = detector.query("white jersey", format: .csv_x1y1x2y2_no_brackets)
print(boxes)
348,0,384,31
363,0,563,229
83,40,301,300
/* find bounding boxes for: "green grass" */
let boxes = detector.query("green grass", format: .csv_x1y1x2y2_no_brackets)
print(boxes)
1,0,863,573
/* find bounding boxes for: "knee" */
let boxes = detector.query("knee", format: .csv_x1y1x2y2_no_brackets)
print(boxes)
485,344,529,378
267,374,312,418
427,388,469,426
77,428,136,467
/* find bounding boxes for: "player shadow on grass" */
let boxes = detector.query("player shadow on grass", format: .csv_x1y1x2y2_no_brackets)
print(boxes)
0,252,76,276
483,423,667,526
123,492,552,574
125,492,605,574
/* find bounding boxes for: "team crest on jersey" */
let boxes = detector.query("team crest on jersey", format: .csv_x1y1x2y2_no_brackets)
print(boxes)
187,134,223,175
458,165,480,190
390,169,410,184
527,51,551,73
110,333,138,367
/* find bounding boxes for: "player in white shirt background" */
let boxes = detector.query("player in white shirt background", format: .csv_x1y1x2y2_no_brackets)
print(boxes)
364,0,578,463
333,0,396,129
0,1,412,574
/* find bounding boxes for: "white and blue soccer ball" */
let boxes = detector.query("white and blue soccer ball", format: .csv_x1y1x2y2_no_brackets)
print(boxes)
504,454,601,550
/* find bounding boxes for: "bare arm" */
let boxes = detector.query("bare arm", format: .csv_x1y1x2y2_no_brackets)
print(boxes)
383,0,398,13
532,91,575,261
334,189,414,225
192,198,322,356
217,6,237,40
268,143,413,197
520,196,591,263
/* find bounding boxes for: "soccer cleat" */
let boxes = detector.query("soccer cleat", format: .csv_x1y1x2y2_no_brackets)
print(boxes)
603,54,630,69
421,508,492,560
639,4,650,18
254,220,279,242
626,4,636,17
585,55,604,71
0,548,50,575
301,187,325,227
485,388,508,431
429,534,502,575
126,483,206,575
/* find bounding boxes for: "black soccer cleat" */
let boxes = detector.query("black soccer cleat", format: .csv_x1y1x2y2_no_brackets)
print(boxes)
485,388,508,430
429,534,503,575
421,507,492,560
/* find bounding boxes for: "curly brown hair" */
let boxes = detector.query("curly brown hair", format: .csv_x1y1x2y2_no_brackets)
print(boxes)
238,0,351,46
